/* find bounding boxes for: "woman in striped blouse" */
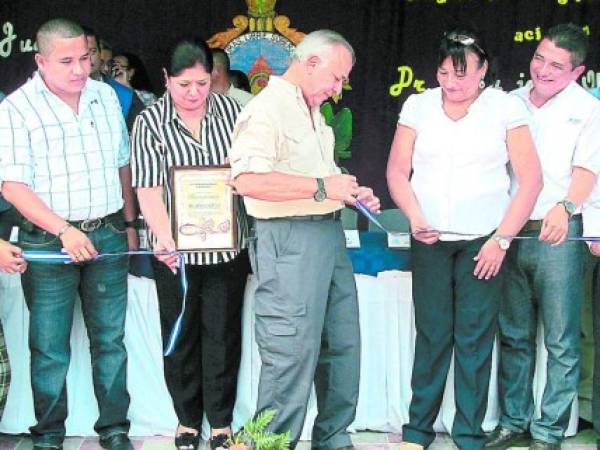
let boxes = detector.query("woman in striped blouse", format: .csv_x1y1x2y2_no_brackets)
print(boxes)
130,39,249,450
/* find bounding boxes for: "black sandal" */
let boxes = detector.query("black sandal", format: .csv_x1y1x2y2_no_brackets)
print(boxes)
209,433,230,450
175,432,201,450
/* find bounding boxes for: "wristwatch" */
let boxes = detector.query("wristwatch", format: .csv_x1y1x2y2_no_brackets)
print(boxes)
492,235,511,250
557,198,576,218
313,178,327,202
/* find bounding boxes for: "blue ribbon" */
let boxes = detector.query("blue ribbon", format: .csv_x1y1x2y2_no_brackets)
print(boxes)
163,254,187,357
354,201,600,242
21,249,186,356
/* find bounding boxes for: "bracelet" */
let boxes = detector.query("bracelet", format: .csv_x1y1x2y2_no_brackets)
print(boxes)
57,223,72,239
124,220,136,229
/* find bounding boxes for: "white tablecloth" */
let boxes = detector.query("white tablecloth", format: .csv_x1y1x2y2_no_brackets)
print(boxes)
0,271,577,438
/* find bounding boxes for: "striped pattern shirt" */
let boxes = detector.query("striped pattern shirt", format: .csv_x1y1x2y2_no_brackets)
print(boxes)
131,91,247,265
0,72,129,220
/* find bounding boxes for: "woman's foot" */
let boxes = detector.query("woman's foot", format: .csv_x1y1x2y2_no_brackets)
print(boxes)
175,424,200,450
209,427,232,450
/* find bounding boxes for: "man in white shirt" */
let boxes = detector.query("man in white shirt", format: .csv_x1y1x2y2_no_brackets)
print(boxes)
582,85,600,447
0,18,136,450
487,24,600,450
211,48,253,107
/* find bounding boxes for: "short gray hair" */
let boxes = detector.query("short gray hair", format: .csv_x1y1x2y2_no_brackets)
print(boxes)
293,29,355,64
37,18,84,56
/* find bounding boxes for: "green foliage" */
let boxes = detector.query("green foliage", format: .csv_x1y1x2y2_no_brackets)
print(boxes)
228,410,291,450
321,101,353,163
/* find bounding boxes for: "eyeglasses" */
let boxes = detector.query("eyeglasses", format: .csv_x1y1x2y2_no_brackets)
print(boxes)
446,33,486,56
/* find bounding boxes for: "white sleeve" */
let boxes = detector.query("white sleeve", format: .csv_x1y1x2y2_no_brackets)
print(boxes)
504,93,530,130
583,181,600,239
572,104,600,175
397,93,420,130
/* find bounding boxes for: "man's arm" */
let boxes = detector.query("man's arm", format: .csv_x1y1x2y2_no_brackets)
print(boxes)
230,108,378,210
119,164,139,250
2,181,97,261
540,167,596,244
233,171,360,204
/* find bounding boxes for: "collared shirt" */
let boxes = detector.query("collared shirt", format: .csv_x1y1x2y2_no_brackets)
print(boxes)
512,81,600,220
230,76,343,219
0,72,129,220
226,84,253,108
582,87,600,239
131,91,247,265
398,87,529,240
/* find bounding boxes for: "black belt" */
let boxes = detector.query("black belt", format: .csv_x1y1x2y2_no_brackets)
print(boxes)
266,211,342,222
520,214,581,233
68,210,123,232
23,210,123,234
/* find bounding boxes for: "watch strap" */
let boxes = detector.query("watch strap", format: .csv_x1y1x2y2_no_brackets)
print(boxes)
557,198,575,217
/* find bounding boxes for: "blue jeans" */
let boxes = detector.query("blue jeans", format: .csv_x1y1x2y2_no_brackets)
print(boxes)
498,218,583,443
592,259,600,433
20,219,130,446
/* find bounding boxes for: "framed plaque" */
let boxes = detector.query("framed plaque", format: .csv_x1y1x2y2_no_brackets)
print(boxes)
170,165,237,251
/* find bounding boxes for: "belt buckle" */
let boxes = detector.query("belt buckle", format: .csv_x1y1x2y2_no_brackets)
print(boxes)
80,218,102,232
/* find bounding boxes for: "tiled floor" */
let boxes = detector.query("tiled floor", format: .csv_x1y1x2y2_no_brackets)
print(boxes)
0,430,597,450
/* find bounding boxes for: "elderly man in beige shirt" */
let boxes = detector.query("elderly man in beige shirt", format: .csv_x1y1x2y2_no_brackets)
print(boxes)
230,30,379,450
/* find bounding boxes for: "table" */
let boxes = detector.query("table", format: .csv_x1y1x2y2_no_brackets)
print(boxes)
0,271,578,439
347,232,411,275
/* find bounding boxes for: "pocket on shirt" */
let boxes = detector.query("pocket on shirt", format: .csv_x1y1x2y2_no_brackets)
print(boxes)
283,128,317,173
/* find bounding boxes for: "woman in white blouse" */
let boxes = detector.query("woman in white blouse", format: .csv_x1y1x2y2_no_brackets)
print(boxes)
387,29,542,450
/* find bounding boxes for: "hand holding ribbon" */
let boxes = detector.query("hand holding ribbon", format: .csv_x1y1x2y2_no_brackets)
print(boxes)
355,187,381,213
154,236,178,273
60,225,98,262
0,240,27,274
324,174,359,204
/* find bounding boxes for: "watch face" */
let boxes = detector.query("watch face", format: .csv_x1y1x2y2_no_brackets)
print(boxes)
565,201,576,215
494,236,510,250
314,190,327,202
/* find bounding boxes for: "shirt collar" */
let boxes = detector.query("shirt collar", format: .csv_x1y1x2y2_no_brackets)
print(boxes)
517,80,577,109
267,75,315,114
161,91,223,125
32,71,100,109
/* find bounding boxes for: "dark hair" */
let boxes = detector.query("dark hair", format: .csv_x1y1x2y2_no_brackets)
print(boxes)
37,18,84,55
229,69,251,93
114,51,155,93
81,25,96,40
438,28,490,79
166,38,213,76
99,38,112,52
211,48,230,71
545,23,588,67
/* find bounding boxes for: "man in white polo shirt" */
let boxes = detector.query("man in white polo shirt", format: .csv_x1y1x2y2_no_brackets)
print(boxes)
487,23,600,450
